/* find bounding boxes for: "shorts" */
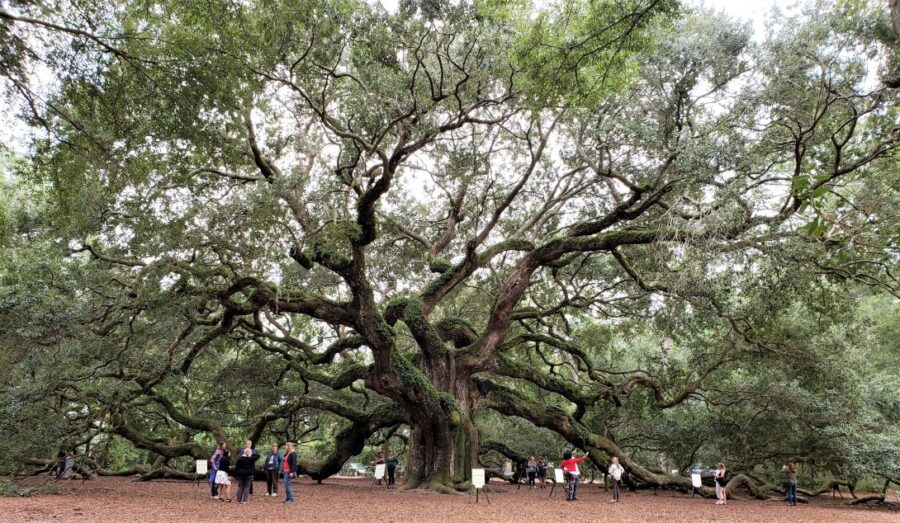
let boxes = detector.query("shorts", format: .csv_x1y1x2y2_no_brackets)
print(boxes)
215,471,231,486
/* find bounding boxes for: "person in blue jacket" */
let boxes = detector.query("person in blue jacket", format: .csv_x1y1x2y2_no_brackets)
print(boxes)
263,442,284,496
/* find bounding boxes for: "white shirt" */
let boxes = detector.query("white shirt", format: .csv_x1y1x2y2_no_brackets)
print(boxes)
609,463,624,481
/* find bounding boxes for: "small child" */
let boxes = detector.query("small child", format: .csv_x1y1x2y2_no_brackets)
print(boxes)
215,450,233,502
608,457,625,503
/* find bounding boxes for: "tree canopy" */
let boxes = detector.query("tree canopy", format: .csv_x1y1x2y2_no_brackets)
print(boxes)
0,0,898,498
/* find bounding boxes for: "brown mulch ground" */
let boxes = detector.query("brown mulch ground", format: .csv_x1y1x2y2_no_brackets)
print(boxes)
1,476,897,522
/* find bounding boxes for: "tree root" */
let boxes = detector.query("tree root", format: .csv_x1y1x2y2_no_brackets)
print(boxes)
846,478,899,506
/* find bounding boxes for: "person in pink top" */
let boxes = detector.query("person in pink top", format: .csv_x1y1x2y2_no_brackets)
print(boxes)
559,450,589,501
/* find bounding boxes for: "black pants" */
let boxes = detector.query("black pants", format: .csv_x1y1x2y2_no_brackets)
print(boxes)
266,469,279,494
236,476,252,502
387,466,396,485
211,480,218,497
527,471,536,486
612,479,621,501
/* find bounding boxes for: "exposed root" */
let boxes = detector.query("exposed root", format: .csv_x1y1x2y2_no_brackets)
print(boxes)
426,479,462,495
399,476,421,491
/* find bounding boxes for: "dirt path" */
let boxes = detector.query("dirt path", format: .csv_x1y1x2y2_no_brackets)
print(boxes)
1,477,896,522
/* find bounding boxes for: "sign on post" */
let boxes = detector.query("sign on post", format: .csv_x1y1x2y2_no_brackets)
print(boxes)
472,468,485,489
194,460,208,487
549,468,565,498
691,472,702,497
470,468,490,504
371,463,388,490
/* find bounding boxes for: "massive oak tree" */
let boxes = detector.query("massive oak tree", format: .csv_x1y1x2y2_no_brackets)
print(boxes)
1,0,897,494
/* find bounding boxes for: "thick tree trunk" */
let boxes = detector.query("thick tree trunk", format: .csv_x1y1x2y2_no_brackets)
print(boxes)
399,358,477,492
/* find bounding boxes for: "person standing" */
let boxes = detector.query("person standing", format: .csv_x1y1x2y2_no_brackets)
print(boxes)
234,448,259,504
263,443,283,496
608,457,625,503
215,450,233,502
282,442,297,505
537,457,547,488
714,462,730,505
782,461,798,506
374,452,385,485
559,450,589,501
209,441,226,499
242,440,259,497
386,452,399,487
526,456,538,489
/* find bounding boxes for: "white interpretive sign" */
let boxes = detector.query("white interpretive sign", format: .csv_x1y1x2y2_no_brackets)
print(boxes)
472,468,485,489
196,460,208,475
554,468,565,483
374,463,386,480
691,473,702,488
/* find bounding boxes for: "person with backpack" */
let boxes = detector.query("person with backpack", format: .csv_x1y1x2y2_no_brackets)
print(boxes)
263,443,283,496
234,447,259,504
782,461,798,506
282,442,297,505
559,450,589,501
608,456,625,503
714,462,731,505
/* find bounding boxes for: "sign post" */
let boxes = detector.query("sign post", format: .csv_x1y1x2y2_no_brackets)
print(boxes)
195,460,208,487
371,464,387,490
470,468,490,504
549,468,565,498
691,473,702,498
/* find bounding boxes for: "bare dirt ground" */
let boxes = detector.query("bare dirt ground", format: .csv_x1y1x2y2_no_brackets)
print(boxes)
1,476,897,522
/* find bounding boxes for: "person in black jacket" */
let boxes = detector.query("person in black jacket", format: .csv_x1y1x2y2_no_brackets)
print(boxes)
386,452,399,486
242,440,259,496
234,448,259,504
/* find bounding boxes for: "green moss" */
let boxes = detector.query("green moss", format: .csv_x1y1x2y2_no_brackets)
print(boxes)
428,257,452,273
421,264,460,296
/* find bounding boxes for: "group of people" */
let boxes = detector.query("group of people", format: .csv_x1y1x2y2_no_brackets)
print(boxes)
712,461,797,506
208,440,299,505
203,439,800,508
523,456,548,488
529,452,798,507
517,451,623,503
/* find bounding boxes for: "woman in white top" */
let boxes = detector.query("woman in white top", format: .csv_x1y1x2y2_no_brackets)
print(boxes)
608,457,625,502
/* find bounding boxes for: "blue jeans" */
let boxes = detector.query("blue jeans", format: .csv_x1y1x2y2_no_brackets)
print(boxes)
787,480,797,504
283,472,294,502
